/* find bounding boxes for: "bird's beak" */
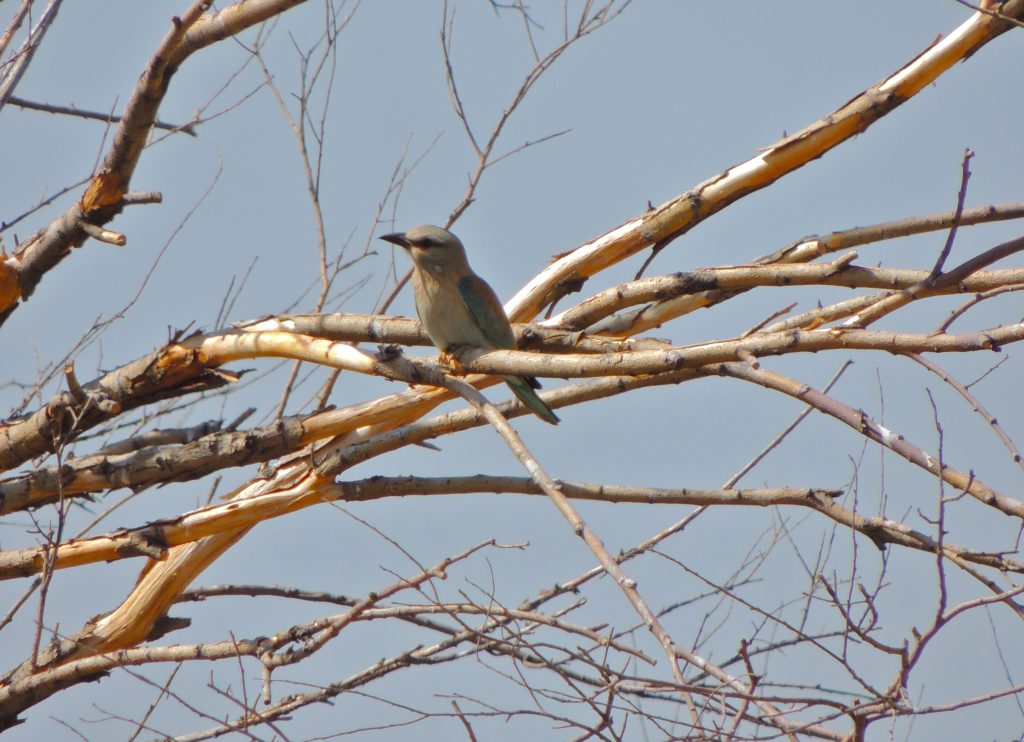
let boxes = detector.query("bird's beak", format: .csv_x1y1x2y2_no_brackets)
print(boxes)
379,232,410,249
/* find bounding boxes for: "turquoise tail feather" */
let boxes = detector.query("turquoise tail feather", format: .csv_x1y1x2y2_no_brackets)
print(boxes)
502,375,560,425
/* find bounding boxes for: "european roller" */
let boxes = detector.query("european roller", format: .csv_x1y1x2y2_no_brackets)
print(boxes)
381,225,560,425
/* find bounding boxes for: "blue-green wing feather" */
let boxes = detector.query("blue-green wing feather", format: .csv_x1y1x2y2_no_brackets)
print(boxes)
457,275,516,349
457,275,559,425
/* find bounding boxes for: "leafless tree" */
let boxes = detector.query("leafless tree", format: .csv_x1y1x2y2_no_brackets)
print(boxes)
2,1,1024,739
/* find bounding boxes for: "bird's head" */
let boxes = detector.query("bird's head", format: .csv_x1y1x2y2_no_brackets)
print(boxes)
380,225,469,273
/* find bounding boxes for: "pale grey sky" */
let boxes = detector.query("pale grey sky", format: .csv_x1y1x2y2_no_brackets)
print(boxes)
2,2,1023,739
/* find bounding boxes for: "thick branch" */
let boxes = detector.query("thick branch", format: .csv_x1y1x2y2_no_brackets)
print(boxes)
0,343,235,473
7,474,1024,580
457,324,1024,380
721,362,1024,520
4,321,1021,490
504,3,1024,322
0,0,309,324
558,262,1024,331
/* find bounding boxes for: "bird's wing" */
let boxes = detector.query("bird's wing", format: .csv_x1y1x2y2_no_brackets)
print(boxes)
457,274,516,349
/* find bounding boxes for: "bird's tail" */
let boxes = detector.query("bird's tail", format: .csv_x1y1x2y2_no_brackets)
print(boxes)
502,375,560,425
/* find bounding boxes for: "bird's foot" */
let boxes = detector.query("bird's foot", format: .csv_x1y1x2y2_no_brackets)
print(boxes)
439,350,467,376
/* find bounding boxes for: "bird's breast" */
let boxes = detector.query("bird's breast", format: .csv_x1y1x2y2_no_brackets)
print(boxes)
413,270,493,351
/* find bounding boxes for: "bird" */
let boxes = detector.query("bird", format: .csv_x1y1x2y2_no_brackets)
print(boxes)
380,225,560,425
